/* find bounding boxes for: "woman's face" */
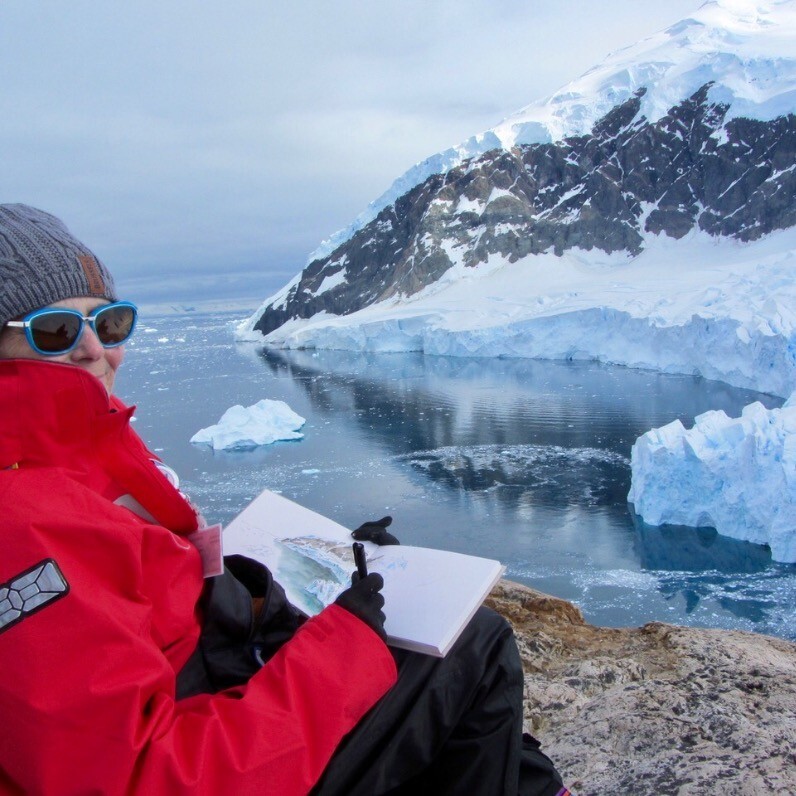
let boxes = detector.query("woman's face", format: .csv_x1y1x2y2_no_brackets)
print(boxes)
0,297,125,393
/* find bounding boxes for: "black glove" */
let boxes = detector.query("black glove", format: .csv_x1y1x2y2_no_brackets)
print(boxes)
351,516,400,546
334,572,387,639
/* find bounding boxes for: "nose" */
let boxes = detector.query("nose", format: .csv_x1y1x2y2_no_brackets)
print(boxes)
70,322,104,361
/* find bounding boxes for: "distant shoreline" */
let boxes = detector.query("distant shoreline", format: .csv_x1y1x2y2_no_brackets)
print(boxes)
136,297,262,318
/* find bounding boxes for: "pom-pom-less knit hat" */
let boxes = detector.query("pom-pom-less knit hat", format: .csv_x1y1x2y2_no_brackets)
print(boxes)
0,204,118,328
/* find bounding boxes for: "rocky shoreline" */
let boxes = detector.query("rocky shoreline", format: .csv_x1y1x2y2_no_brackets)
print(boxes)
487,580,796,795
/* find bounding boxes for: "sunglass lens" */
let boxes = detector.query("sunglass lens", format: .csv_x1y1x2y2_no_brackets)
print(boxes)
29,312,82,353
94,304,136,346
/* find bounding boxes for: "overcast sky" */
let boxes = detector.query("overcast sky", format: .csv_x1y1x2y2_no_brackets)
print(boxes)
1,0,699,304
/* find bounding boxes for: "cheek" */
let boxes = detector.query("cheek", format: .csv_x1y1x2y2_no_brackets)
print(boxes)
0,330,18,359
105,346,125,372
0,329,48,361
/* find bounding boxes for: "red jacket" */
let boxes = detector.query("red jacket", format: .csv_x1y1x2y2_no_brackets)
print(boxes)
0,359,397,795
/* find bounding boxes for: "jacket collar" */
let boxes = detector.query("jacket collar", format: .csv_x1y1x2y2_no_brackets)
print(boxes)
0,359,198,533
0,359,117,470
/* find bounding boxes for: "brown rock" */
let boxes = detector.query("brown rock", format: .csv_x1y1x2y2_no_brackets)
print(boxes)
487,580,796,796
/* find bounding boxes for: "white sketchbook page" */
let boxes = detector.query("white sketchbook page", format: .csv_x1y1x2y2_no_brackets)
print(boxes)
371,546,505,656
222,489,505,657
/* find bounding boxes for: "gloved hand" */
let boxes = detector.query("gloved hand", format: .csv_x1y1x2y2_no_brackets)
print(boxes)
351,516,400,545
334,572,387,639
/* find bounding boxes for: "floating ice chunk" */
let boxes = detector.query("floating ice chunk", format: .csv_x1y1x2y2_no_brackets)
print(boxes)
191,399,306,451
628,394,796,563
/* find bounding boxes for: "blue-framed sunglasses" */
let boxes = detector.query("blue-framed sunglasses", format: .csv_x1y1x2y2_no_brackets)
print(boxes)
5,301,138,356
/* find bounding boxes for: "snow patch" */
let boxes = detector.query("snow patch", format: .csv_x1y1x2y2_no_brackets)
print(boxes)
486,187,517,204
314,267,348,296
455,196,486,215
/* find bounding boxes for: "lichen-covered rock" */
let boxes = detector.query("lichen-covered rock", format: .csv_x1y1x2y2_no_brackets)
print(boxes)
487,580,796,796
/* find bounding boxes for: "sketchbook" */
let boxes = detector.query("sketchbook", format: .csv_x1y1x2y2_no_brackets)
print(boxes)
222,489,505,657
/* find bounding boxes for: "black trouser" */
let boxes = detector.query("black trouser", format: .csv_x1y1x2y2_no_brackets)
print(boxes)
178,559,565,796
312,607,565,796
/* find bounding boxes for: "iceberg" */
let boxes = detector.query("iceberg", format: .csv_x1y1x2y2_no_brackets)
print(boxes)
628,394,796,563
190,399,306,451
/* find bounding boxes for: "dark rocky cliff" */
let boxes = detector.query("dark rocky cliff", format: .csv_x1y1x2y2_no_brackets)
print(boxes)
254,84,795,336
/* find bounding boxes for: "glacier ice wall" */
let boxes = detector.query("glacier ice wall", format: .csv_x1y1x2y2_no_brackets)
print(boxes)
628,394,796,562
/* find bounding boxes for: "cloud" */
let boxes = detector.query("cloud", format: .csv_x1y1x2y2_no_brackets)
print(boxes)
0,0,699,302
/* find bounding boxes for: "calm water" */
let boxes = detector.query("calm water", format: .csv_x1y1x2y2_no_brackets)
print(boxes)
117,309,795,641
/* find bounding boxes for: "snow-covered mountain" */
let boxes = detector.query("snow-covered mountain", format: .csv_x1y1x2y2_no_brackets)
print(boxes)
240,0,796,398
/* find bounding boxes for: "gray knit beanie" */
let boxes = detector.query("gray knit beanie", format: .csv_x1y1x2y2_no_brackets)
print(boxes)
0,204,118,327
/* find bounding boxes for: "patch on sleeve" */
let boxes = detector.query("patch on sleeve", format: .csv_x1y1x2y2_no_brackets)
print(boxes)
0,560,69,635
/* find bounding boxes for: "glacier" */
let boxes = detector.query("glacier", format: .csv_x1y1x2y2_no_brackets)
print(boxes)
238,227,796,399
190,399,306,451
628,393,796,563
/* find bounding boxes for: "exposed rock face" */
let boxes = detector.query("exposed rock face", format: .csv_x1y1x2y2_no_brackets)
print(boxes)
488,580,796,796
254,86,796,336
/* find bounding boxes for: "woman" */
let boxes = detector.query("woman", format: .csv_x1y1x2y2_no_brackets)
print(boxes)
0,204,567,795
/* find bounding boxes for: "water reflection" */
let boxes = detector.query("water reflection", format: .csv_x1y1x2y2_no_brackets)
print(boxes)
629,510,787,624
252,346,792,634
255,347,780,458
630,511,773,574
